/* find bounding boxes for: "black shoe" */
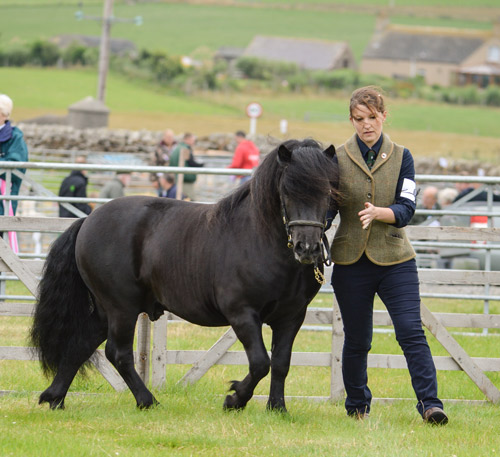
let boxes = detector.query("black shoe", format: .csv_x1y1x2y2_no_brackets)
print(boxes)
423,407,448,425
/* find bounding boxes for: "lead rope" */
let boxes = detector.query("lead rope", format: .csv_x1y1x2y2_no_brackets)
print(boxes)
313,233,331,285
314,265,326,285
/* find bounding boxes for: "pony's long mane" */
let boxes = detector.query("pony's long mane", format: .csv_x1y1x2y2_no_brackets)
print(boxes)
211,139,338,231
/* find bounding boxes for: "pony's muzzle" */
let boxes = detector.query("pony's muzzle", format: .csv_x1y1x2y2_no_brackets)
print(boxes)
293,239,322,264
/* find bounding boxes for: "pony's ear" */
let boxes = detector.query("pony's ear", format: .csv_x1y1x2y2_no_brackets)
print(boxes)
323,145,336,159
277,144,292,165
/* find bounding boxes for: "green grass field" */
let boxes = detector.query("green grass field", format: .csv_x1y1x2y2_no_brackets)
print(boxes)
1,391,498,457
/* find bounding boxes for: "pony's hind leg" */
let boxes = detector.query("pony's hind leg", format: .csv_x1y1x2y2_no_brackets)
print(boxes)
39,317,107,409
223,313,270,410
104,313,158,409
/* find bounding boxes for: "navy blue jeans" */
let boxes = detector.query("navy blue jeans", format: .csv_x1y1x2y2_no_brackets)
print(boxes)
332,254,443,417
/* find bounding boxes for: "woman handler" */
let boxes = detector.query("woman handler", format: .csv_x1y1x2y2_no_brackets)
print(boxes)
330,86,448,425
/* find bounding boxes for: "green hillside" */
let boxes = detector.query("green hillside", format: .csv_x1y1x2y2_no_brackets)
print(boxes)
1,2,496,61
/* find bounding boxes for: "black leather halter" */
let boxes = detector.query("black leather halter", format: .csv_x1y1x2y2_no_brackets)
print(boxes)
280,194,332,267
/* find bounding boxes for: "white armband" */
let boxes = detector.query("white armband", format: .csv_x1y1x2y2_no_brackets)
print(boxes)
400,178,416,203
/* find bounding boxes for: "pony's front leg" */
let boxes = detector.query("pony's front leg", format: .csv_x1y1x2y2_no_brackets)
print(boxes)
267,317,305,412
223,314,270,411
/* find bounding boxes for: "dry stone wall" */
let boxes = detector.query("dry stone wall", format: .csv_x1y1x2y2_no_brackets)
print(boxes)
18,124,278,159
17,123,498,176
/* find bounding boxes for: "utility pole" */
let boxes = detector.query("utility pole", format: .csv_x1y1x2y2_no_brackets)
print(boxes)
97,0,113,103
75,1,142,104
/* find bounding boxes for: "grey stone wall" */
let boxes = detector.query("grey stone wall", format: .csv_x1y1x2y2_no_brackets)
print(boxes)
18,124,278,159
17,123,499,176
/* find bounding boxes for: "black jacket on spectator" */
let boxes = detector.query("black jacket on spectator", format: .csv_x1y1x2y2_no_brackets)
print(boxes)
58,170,92,218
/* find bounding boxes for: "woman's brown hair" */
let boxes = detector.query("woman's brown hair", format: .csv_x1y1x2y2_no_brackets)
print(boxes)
349,86,386,116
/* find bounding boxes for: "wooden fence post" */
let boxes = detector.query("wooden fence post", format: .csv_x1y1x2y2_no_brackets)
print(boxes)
136,313,151,385
330,297,345,401
152,313,168,389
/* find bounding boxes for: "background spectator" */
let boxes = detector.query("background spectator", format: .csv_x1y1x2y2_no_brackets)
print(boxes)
0,93,28,216
58,156,92,218
158,173,187,199
228,130,260,184
410,185,441,225
169,132,203,200
438,187,458,209
152,128,177,166
99,172,131,200
453,175,500,203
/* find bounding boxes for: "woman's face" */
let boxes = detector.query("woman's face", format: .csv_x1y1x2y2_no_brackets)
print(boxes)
350,104,386,148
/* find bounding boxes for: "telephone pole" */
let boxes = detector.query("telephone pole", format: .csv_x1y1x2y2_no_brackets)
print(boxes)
75,0,142,103
97,0,113,103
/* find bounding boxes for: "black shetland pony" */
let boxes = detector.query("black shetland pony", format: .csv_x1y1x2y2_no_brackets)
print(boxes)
30,139,339,412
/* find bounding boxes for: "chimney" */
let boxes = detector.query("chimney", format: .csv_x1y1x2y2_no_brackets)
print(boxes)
375,10,390,35
371,10,390,48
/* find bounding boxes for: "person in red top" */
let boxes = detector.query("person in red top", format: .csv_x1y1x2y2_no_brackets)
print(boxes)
228,131,260,184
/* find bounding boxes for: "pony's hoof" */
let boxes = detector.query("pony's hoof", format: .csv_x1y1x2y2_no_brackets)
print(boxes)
137,401,158,409
223,394,246,411
137,396,159,409
39,391,65,410
266,402,288,415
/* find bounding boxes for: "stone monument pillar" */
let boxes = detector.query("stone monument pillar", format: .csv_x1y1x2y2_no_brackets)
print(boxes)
68,96,110,129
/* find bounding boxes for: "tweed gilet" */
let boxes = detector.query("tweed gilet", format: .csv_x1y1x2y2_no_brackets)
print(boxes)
331,133,416,266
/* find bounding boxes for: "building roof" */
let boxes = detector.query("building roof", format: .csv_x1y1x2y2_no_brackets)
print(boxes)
51,34,136,56
243,35,351,71
363,26,484,64
214,46,245,60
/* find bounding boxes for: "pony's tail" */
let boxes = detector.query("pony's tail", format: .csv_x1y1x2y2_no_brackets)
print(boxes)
30,217,92,376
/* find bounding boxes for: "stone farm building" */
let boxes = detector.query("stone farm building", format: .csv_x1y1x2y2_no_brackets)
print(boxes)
241,35,357,71
50,34,137,57
361,16,500,87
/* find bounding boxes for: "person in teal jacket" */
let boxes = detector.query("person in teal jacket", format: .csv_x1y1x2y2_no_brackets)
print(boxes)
0,94,29,216
169,132,203,200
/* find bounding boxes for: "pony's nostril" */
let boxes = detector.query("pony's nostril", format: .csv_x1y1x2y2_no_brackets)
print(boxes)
294,241,305,255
